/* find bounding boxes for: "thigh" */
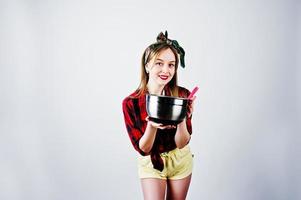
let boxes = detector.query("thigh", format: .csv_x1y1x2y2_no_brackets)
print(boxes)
166,174,192,200
167,146,193,180
140,178,167,200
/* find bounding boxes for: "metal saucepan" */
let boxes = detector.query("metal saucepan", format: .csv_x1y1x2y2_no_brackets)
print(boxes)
146,94,188,125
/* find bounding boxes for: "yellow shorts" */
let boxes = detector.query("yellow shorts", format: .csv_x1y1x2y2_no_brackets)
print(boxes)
137,145,193,180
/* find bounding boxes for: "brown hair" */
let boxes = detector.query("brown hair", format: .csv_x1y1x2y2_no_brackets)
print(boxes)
134,42,180,97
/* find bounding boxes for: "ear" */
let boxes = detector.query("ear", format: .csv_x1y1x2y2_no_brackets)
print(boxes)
145,64,149,73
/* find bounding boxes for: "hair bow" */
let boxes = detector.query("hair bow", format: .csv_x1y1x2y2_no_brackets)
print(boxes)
156,31,186,68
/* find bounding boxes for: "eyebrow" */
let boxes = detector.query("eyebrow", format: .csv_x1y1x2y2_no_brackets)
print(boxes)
155,58,176,63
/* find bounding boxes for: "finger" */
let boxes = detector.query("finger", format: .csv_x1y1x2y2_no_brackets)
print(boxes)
148,120,164,128
188,96,196,106
157,125,165,129
167,125,177,129
160,125,170,129
168,125,176,129
155,122,164,127
161,125,170,129
187,112,192,118
189,105,194,113
187,108,193,118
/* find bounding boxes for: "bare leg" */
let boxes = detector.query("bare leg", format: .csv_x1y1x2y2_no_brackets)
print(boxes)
166,174,192,200
140,178,167,200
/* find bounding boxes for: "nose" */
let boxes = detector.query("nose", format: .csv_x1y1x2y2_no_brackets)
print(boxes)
162,64,170,73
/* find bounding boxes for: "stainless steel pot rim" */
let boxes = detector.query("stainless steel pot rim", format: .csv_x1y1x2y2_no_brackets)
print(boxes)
146,94,188,100
146,95,188,105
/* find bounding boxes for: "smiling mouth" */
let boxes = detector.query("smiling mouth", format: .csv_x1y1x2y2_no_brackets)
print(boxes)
159,75,169,80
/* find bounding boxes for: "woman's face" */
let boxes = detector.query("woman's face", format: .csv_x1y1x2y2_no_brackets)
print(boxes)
146,48,176,87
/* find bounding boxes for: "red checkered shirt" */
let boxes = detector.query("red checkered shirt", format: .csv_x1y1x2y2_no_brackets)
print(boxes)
122,86,192,171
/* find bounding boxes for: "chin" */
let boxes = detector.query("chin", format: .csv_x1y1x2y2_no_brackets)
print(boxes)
158,81,170,87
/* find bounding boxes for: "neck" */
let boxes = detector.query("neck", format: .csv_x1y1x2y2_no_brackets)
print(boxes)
147,83,165,95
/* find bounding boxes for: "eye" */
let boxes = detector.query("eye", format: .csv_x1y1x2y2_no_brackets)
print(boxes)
169,63,175,68
155,62,163,66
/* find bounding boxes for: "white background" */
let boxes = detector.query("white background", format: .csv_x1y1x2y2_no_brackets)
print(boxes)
0,0,300,199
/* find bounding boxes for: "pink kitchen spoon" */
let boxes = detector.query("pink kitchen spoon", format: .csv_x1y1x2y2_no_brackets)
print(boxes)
187,86,199,99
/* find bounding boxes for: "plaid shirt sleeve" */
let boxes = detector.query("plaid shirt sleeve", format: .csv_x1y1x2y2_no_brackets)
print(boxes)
179,87,193,135
122,97,147,156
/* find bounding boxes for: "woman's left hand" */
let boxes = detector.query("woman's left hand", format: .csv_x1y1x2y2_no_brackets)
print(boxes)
187,96,196,118
145,116,176,129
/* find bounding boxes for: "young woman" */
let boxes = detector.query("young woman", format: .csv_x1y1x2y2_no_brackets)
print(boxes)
122,31,196,200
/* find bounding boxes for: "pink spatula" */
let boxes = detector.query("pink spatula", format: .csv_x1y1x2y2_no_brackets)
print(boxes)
187,86,199,99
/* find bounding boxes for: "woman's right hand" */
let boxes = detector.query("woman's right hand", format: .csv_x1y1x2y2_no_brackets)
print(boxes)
145,116,176,129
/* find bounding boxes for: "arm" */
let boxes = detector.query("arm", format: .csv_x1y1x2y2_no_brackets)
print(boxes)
138,122,157,154
175,96,196,149
139,118,176,154
175,118,191,149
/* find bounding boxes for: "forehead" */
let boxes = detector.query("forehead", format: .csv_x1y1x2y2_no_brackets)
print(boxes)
156,48,176,62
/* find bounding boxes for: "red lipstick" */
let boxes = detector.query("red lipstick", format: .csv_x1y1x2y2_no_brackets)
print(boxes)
159,75,168,80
